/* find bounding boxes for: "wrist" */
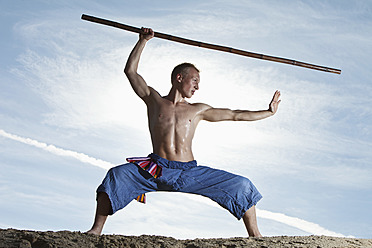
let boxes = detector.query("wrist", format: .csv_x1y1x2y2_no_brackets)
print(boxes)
138,37,148,43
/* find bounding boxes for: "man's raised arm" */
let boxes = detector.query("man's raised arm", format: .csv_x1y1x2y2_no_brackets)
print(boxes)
201,90,281,122
124,28,154,100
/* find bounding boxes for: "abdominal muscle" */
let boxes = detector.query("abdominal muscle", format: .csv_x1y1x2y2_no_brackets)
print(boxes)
150,118,196,162
148,103,200,162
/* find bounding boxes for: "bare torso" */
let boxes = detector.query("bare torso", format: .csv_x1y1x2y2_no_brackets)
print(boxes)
146,88,207,162
124,33,280,163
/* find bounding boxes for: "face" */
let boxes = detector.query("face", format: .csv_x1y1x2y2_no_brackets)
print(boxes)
177,67,200,98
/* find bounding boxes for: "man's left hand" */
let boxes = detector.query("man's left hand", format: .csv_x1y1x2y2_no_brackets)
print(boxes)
269,90,281,115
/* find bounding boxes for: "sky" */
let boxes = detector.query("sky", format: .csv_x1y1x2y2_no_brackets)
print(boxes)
1,0,371,239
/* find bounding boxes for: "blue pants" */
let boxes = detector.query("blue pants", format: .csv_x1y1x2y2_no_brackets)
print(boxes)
97,153,262,220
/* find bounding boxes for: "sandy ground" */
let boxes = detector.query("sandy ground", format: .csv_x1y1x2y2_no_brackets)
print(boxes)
0,228,371,248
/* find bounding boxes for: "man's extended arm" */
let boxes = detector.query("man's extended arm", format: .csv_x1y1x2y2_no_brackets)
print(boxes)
124,28,154,100
201,90,281,122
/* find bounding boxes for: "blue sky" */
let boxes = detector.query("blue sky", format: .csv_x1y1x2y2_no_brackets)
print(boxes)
1,0,371,239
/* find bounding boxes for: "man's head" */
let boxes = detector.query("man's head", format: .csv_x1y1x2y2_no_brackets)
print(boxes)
171,63,200,98
171,63,200,84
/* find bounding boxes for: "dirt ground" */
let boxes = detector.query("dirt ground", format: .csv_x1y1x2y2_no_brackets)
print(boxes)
0,228,371,248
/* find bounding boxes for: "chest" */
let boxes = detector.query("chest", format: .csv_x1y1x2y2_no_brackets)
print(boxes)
150,101,197,128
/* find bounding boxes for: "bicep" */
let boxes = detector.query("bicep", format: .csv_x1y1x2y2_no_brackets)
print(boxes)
201,107,235,122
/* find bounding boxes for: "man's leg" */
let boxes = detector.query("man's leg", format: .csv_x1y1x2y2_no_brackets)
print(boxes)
87,192,112,235
177,165,263,237
86,163,158,235
242,205,262,237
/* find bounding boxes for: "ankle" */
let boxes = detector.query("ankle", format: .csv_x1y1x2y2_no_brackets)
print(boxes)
249,230,262,237
86,225,103,235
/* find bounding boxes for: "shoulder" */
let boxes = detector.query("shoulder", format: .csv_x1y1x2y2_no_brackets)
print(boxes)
143,86,162,104
191,102,212,110
191,102,213,117
148,86,161,96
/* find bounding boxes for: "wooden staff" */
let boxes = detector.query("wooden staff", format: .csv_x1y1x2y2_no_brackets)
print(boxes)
81,14,341,75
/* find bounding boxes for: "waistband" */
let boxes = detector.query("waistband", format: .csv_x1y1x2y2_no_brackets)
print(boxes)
149,153,197,169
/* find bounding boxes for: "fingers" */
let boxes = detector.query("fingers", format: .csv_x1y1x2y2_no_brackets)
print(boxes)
141,27,151,33
275,90,281,99
272,90,281,102
269,90,281,114
141,27,154,38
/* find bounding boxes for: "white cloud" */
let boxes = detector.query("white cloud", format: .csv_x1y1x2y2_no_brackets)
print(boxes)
256,209,350,237
182,194,349,237
0,129,113,170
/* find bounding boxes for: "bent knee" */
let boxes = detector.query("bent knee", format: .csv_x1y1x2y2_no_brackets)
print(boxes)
236,177,257,193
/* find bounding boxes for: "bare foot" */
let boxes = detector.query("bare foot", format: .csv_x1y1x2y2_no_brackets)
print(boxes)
252,232,263,238
85,229,101,235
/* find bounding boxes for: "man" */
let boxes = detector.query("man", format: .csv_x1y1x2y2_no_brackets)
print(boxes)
87,28,281,237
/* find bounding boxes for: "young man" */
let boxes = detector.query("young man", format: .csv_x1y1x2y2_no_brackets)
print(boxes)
87,28,281,237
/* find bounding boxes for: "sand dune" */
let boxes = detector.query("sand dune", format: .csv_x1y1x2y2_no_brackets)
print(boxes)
1,228,371,248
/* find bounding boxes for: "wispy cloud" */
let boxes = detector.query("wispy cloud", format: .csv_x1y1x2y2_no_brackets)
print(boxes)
182,194,348,237
256,209,349,237
0,129,113,170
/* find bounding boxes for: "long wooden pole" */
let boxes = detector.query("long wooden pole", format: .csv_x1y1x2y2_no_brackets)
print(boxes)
81,14,341,75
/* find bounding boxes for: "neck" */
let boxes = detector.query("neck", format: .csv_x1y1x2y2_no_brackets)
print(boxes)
165,86,185,104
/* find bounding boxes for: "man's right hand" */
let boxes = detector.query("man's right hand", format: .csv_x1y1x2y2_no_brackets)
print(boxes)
140,27,154,41
125,27,153,101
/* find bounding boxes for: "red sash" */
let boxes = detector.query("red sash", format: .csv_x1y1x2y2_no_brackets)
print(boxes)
126,157,163,203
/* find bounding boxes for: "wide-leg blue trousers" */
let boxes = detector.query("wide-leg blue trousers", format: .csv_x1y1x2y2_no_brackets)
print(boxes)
97,153,262,220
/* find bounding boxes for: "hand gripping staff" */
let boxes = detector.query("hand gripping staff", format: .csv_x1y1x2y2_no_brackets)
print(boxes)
81,14,341,75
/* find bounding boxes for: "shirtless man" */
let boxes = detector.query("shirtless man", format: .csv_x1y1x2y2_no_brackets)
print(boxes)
87,28,281,237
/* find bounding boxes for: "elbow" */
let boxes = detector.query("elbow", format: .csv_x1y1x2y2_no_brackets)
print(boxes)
233,116,244,121
124,61,134,75
232,110,256,121
124,66,135,78
124,65,130,75
232,110,243,121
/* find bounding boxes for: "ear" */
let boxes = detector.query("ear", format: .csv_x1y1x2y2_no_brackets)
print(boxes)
176,73,182,83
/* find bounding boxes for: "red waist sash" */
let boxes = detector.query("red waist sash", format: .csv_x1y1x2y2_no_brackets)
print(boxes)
126,156,163,203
